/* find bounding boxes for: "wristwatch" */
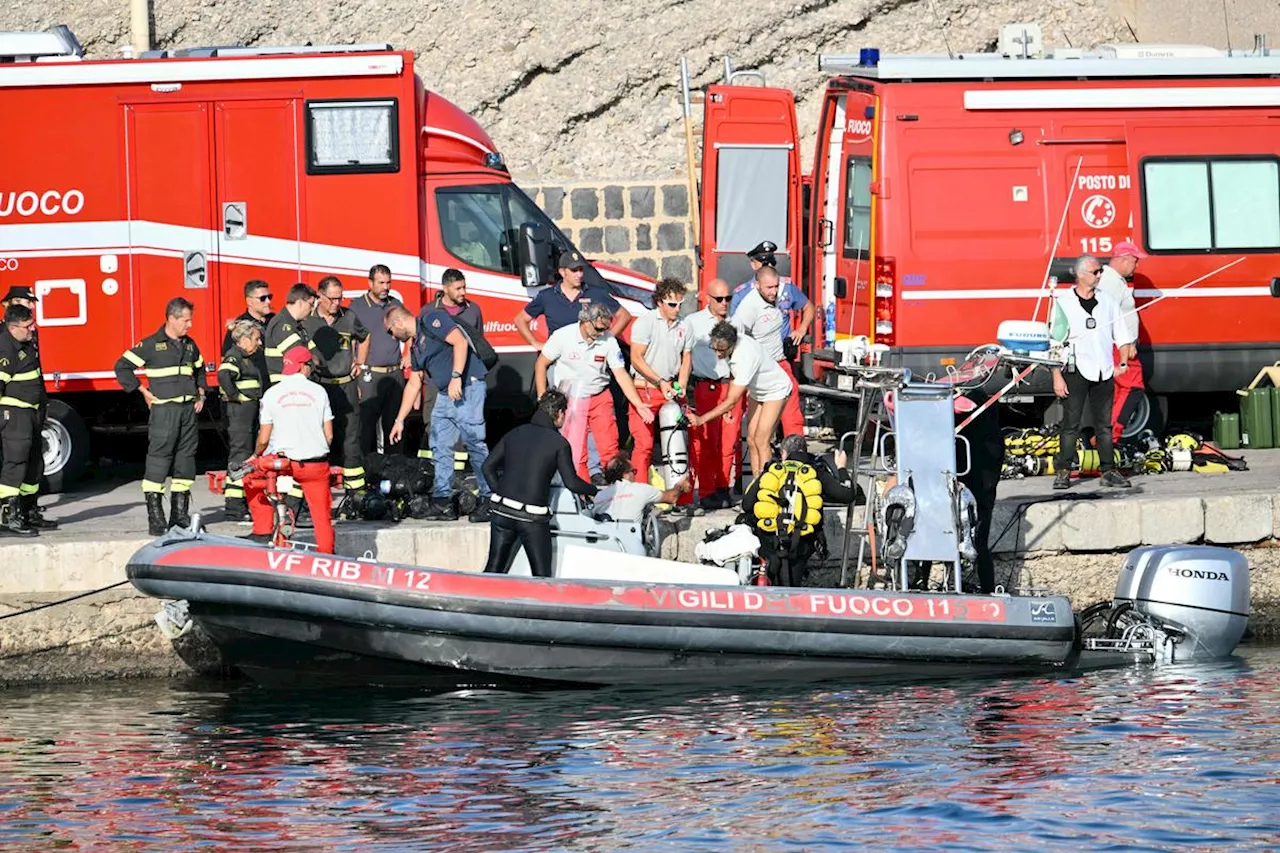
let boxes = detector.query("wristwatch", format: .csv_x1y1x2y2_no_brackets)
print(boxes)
451,370,464,378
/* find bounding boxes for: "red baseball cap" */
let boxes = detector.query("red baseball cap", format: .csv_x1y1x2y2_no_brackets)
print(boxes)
1112,240,1147,259
282,345,312,374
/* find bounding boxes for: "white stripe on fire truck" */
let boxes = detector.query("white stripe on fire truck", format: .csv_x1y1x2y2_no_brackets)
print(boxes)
4,220,652,307
901,286,1273,300
0,54,405,89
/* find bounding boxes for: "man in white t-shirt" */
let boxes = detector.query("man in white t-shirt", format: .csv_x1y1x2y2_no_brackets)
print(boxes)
592,453,691,522
731,266,804,437
535,302,654,481
1097,240,1145,444
628,277,692,481
246,345,335,552
688,322,793,485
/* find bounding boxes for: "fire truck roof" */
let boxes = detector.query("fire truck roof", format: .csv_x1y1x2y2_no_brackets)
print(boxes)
819,24,1280,83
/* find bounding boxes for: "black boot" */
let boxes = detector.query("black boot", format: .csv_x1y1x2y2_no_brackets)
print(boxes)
170,491,192,530
19,494,58,530
286,494,313,529
0,497,37,537
424,497,457,521
223,496,250,522
145,492,168,536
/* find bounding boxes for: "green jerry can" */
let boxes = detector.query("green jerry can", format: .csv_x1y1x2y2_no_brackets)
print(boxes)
1238,386,1274,448
1214,412,1241,451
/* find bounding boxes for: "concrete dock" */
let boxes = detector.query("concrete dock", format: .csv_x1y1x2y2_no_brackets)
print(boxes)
3,453,1280,686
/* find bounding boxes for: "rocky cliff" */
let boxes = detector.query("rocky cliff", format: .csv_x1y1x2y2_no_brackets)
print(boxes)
6,1,1130,181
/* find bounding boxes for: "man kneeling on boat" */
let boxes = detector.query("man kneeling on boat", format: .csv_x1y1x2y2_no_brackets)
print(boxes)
592,452,691,522
481,389,597,577
243,345,336,554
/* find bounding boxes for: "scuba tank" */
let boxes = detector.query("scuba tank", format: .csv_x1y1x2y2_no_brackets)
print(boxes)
656,399,690,489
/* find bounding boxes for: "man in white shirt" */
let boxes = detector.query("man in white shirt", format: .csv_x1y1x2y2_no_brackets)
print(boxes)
1097,241,1146,444
1050,255,1136,491
683,278,741,508
245,345,335,552
628,277,692,482
731,266,804,437
592,453,691,522
688,322,793,484
535,302,654,482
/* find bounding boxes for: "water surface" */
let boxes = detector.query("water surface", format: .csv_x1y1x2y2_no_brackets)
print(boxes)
3,647,1280,851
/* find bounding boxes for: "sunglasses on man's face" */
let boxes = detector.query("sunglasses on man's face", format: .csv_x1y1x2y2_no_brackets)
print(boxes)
709,295,731,303
255,294,272,302
662,300,681,309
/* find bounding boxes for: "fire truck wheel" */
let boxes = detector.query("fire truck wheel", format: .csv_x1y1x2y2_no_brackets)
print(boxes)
1120,392,1167,441
40,400,90,494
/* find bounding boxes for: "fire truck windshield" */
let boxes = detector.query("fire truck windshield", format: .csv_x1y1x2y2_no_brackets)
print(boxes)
436,183,573,276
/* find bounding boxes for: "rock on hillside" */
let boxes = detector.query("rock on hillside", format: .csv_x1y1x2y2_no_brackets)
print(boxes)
6,0,1125,181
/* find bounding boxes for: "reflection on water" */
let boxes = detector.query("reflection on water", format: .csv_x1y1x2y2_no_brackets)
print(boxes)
3,648,1280,851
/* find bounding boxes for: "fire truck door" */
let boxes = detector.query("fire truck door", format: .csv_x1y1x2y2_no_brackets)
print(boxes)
697,84,801,294
213,100,302,330
124,102,218,354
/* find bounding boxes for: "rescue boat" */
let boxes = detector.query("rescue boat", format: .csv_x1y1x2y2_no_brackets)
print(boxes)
125,527,1249,689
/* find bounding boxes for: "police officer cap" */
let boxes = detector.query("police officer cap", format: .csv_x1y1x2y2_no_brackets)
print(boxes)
2,286,38,302
746,241,778,264
558,249,587,270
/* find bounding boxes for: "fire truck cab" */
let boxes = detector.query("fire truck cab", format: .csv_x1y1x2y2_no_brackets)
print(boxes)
695,24,1280,435
0,26,653,491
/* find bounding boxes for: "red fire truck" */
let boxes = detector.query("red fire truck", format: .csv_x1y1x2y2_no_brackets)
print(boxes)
693,25,1280,435
0,26,653,490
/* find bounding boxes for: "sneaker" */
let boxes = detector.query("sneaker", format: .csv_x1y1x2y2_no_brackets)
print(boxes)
468,502,491,523
1100,470,1132,489
1052,470,1071,490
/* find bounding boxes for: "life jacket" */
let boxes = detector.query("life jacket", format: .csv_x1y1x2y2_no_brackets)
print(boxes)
752,461,823,536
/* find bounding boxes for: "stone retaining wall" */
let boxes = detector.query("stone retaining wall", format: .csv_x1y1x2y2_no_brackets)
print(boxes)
525,180,697,286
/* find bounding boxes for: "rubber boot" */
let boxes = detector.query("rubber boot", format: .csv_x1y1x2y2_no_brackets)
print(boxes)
145,492,168,536
20,494,58,530
170,491,192,530
0,497,37,537
223,496,250,522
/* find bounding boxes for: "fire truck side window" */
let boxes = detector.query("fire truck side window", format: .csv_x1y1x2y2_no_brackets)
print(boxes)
1143,158,1280,252
305,99,399,174
436,189,507,273
843,157,872,259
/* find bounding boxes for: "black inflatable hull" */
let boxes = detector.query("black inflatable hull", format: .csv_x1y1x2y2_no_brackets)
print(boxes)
126,532,1118,688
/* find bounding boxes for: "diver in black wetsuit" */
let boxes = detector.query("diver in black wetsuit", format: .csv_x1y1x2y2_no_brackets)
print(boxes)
481,389,598,577
957,386,1002,595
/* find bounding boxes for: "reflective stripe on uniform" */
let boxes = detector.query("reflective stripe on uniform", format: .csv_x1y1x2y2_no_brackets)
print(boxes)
223,484,245,498
0,396,38,409
152,395,195,405
122,349,146,367
342,466,366,490
145,365,194,378
219,362,241,375
236,379,261,390
0,485,20,498
18,483,38,496
141,480,166,493
170,478,194,493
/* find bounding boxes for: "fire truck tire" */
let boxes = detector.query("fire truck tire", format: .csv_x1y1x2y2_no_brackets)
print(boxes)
40,400,90,494
1120,392,1167,440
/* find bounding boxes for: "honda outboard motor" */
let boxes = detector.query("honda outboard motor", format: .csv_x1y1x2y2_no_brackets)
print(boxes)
1084,545,1249,662
656,400,690,489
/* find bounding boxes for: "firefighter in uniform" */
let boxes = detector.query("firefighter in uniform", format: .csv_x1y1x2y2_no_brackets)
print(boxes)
263,283,318,384
303,276,370,516
0,304,55,537
114,297,208,536
2,287,57,527
263,284,320,521
217,319,266,520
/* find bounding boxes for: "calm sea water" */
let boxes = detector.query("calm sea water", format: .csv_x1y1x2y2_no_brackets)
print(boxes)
3,647,1280,852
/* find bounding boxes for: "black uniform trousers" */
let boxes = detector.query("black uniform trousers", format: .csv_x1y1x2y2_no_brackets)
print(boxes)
484,507,554,578
223,400,259,500
143,402,199,494
324,379,365,490
1054,370,1116,474
0,407,43,499
358,369,406,456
